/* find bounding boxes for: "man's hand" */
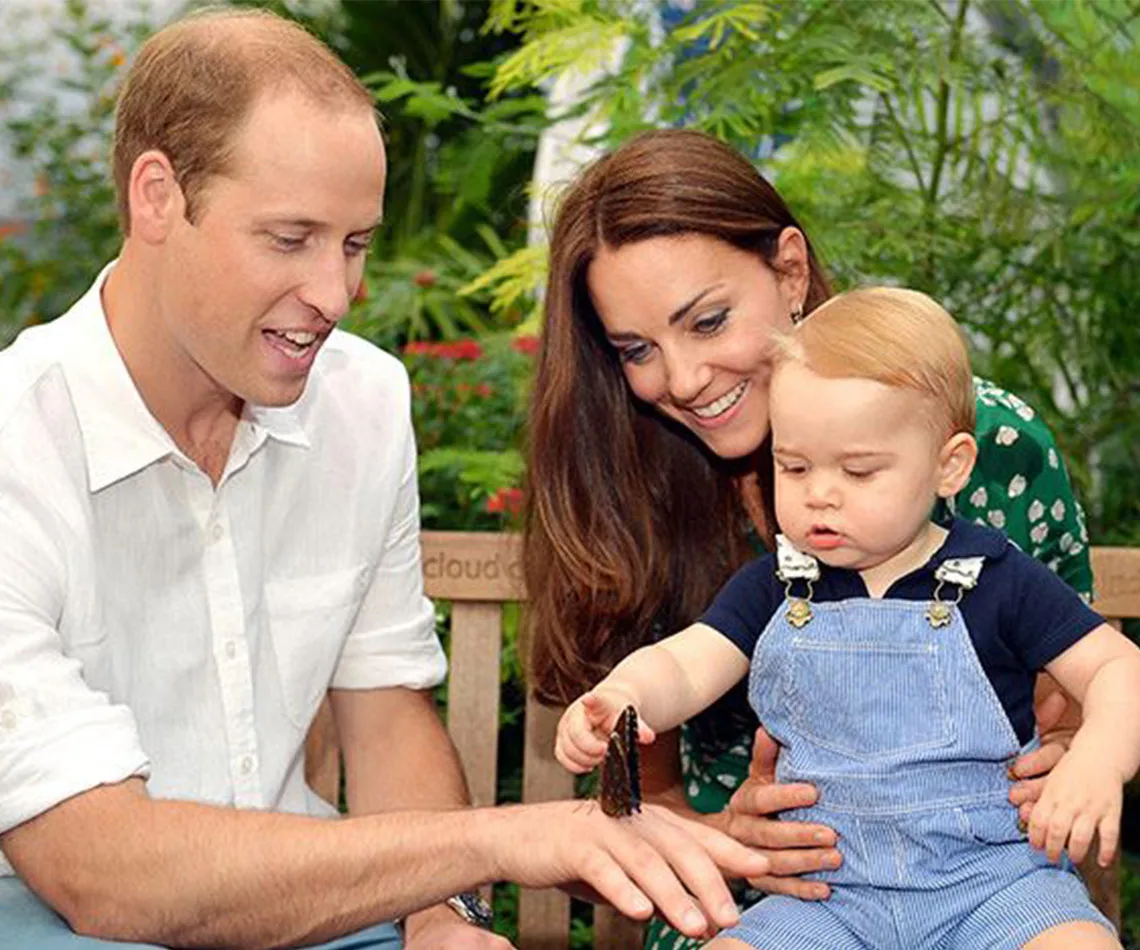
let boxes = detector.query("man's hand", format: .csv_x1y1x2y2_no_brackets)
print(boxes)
722,727,840,900
402,905,513,950
483,799,769,938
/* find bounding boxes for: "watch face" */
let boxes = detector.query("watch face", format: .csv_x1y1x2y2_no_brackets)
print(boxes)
449,891,494,930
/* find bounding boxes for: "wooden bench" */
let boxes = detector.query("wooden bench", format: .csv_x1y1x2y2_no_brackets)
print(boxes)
306,534,1140,948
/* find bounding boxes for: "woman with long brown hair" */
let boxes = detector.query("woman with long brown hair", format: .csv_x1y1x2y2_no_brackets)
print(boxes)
524,129,1093,949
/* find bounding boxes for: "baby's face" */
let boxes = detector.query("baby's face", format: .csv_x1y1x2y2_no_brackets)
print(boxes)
770,361,950,575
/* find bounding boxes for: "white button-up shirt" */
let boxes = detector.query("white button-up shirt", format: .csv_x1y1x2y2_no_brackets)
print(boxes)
0,266,446,873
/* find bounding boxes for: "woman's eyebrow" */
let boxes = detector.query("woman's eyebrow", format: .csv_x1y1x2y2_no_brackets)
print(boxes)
668,285,723,325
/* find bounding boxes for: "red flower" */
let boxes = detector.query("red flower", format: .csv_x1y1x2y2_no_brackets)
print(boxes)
511,335,540,356
413,269,437,288
486,486,524,516
475,383,493,398
402,339,482,361
452,339,483,360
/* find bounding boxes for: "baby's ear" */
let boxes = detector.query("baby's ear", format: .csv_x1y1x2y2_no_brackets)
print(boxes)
936,432,978,498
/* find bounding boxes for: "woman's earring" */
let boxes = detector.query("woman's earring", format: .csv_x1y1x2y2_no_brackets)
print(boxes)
791,303,805,325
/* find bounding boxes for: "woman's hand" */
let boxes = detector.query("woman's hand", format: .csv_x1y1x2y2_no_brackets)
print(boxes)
641,726,841,901
725,727,840,899
1009,676,1079,824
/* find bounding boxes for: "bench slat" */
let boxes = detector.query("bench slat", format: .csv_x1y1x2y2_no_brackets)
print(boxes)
595,905,647,949
518,695,574,949
447,602,503,810
1091,547,1140,619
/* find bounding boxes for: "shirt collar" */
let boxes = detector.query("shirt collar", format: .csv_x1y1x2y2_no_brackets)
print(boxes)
60,262,311,493
243,402,311,449
930,517,1010,563
60,263,177,493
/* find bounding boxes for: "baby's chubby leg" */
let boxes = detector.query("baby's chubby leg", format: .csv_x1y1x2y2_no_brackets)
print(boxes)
705,940,754,949
1022,921,1121,949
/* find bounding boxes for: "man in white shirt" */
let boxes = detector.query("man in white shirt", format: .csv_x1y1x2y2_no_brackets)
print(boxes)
0,8,770,949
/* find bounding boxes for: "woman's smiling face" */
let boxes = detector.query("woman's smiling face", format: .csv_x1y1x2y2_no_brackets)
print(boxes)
586,231,808,459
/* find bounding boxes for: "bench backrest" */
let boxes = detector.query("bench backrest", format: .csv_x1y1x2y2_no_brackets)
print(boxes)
308,535,1140,948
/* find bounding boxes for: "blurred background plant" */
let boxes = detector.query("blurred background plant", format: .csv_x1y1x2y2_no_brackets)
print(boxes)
0,0,153,343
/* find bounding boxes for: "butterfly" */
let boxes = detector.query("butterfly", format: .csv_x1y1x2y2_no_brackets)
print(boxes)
598,704,642,818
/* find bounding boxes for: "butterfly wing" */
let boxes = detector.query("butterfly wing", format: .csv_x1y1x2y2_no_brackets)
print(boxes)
598,705,642,817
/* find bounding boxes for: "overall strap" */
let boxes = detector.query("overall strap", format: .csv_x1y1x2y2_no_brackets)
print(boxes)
775,535,820,628
927,555,986,627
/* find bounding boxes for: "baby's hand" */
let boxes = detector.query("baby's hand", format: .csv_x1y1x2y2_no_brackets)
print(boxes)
555,688,655,774
1027,745,1122,867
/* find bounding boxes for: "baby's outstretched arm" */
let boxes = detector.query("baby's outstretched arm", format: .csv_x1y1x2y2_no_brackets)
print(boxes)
555,623,749,774
1032,623,1140,866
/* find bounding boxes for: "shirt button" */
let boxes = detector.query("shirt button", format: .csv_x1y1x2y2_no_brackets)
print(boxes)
210,523,224,542
225,641,237,659
240,755,254,775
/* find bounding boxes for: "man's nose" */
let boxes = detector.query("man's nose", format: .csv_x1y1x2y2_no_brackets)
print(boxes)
299,249,352,323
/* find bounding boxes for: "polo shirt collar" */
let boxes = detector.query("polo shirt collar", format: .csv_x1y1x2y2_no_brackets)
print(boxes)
931,517,1010,563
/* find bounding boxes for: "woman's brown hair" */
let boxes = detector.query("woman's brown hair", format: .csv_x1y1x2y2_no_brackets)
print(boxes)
525,129,832,704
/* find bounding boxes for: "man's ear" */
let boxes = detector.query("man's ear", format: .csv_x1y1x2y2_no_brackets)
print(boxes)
127,150,185,243
937,432,978,498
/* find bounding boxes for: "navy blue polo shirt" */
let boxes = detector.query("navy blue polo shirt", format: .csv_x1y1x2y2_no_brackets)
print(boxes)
700,519,1104,744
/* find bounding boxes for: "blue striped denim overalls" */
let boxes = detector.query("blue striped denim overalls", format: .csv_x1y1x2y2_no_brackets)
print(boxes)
720,541,1113,949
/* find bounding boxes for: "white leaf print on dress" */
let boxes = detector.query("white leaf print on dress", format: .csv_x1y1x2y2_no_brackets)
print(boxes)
1028,500,1045,522
1008,475,1027,498
987,510,1007,529
1030,523,1049,545
995,425,1020,446
970,487,988,508
1051,499,1066,521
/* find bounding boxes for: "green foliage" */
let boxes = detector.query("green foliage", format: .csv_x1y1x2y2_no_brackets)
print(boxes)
0,0,155,344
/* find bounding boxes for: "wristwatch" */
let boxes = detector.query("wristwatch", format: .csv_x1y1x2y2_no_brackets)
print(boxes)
445,890,494,929
394,890,494,936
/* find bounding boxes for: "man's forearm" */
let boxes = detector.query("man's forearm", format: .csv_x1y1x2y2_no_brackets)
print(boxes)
4,782,504,949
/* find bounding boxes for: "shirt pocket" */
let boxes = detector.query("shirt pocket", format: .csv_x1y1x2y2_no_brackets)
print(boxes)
784,637,956,759
265,565,368,729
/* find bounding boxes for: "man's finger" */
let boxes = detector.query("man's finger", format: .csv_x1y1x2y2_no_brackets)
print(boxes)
652,807,772,882
631,815,742,931
607,828,712,937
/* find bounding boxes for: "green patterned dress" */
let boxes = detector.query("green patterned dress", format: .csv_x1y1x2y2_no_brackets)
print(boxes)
644,378,1093,950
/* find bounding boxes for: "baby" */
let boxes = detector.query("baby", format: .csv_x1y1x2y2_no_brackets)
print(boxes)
557,288,1139,949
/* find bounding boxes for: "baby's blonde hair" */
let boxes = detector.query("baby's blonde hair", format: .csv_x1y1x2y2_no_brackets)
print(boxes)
777,287,976,437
